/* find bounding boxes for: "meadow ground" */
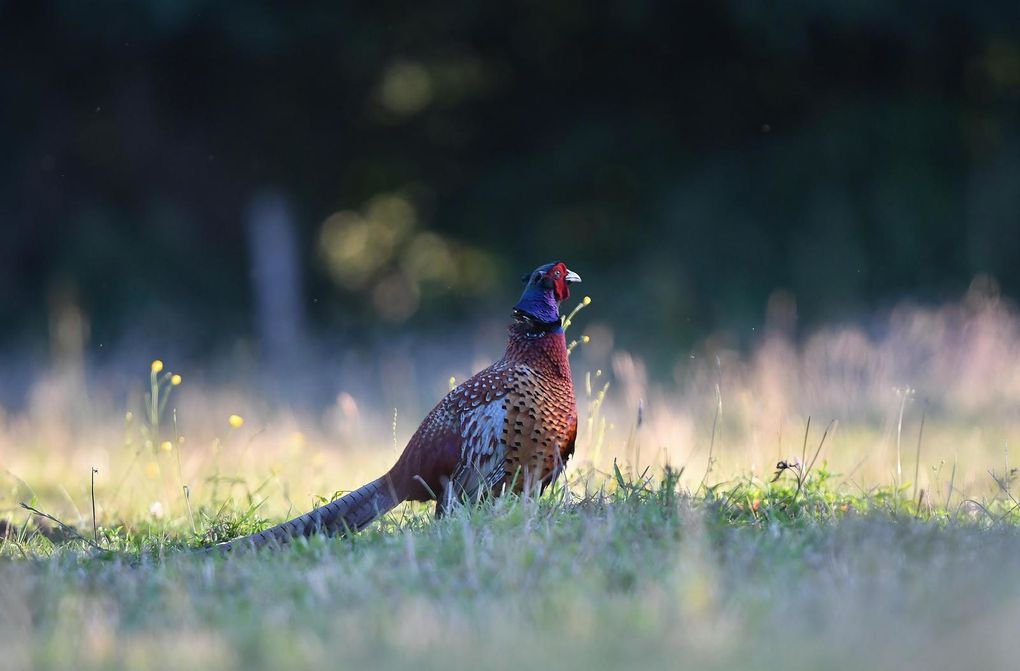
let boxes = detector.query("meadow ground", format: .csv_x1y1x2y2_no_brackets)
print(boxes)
3,474,1020,671
4,287,1020,670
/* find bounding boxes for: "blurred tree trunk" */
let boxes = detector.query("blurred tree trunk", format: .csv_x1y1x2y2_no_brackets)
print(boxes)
246,191,308,399
39,277,90,428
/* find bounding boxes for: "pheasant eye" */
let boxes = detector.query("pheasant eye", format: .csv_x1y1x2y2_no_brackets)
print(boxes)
554,271,561,279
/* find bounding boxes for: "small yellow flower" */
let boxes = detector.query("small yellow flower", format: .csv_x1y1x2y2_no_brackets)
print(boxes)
170,374,182,386
151,359,164,374
228,414,245,429
582,296,591,305
449,376,457,391
582,335,590,343
160,440,173,452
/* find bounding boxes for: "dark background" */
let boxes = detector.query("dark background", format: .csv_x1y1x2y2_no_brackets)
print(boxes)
2,1,1019,366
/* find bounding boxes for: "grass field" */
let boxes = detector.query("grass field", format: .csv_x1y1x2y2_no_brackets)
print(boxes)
4,288,1020,670
3,474,1020,671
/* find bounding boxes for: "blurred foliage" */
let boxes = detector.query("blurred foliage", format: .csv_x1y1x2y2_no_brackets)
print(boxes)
1,0,1019,355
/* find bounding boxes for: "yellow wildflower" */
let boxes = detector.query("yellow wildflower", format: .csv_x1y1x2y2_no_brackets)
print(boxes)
228,414,245,429
170,374,182,386
582,296,591,305
151,359,164,373
160,440,173,452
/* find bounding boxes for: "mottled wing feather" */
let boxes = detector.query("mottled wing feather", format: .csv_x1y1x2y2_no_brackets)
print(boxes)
444,363,518,502
446,397,507,502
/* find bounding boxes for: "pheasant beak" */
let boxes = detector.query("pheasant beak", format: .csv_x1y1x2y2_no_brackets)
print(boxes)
565,269,582,284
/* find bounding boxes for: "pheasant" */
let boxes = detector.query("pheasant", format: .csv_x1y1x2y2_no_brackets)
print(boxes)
211,261,582,552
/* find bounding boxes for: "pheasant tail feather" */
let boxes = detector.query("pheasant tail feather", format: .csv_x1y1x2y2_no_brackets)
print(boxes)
206,477,396,554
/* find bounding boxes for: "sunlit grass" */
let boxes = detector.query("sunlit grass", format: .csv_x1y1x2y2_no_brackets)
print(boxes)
3,469,1020,670
5,289,1020,668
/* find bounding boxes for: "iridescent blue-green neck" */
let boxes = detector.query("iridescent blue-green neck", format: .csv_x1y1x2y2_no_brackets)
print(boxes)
514,283,560,325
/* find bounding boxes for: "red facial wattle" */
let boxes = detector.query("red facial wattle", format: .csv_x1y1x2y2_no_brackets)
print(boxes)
545,262,571,302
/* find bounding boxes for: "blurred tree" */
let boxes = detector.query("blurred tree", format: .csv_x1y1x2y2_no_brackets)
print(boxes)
0,0,1017,360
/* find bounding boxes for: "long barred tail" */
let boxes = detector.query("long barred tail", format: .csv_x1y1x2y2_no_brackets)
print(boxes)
203,477,397,554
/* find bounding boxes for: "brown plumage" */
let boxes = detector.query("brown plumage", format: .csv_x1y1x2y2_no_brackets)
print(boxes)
209,261,580,553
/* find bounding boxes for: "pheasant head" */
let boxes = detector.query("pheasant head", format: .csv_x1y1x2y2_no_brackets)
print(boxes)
514,261,582,326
